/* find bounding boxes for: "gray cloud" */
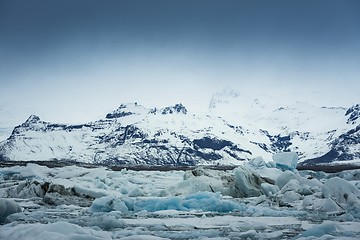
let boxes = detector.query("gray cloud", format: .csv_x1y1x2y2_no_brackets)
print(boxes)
0,0,359,124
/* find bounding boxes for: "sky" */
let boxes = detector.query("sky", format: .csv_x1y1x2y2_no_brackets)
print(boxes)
1,0,360,127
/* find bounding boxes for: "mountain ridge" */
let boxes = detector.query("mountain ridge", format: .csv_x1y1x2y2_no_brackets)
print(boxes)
0,93,359,166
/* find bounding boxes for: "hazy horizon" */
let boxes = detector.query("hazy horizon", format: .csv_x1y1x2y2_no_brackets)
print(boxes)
1,0,359,126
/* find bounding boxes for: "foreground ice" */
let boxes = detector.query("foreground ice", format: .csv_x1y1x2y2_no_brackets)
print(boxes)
0,198,21,223
1,158,360,239
0,221,112,240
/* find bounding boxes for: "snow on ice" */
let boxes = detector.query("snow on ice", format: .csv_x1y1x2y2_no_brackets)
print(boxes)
1,153,360,239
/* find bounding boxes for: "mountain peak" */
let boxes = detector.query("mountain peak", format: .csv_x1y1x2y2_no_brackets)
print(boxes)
149,103,188,115
345,104,360,124
13,115,42,132
24,115,40,124
105,102,146,119
161,103,188,115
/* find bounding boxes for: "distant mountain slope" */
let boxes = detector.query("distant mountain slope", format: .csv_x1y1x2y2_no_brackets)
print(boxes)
209,89,359,166
0,91,358,166
0,103,260,165
299,104,360,166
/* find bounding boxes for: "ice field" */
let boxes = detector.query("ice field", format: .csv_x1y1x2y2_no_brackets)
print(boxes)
1,156,360,239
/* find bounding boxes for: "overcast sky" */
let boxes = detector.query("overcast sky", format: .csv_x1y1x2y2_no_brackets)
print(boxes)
1,0,360,125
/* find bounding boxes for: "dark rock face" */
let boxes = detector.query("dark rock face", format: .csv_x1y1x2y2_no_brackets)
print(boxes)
105,104,134,119
149,104,187,115
258,130,292,153
25,115,40,124
0,153,8,161
106,111,132,119
346,104,360,124
160,103,188,115
193,137,232,151
299,125,360,166
18,115,41,128
99,125,147,147
330,125,360,161
298,150,340,166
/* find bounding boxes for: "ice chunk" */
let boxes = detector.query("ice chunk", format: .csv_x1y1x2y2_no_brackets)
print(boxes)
233,166,264,197
230,229,257,238
297,185,313,196
322,177,360,205
303,196,343,213
133,196,184,212
177,168,233,197
248,157,267,168
335,169,360,181
318,198,344,213
280,179,300,194
6,180,47,198
181,192,246,212
84,213,125,230
134,192,246,212
275,171,297,189
128,187,144,197
0,221,111,240
90,192,246,213
302,195,314,208
260,183,279,197
73,185,107,199
299,221,343,238
276,170,322,191
272,152,298,170
19,163,48,180
281,191,301,204
0,198,22,223
322,177,360,217
89,196,130,213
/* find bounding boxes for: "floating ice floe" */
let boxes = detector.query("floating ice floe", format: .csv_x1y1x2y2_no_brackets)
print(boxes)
1,156,360,239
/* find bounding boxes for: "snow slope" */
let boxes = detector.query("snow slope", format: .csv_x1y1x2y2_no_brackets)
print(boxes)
209,89,360,165
0,91,359,165
0,104,260,165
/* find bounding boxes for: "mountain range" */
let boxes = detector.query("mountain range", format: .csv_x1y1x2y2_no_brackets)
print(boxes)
0,89,359,166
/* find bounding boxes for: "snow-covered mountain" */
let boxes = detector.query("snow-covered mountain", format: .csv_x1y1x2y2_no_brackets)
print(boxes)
209,89,360,166
0,90,359,166
0,103,257,165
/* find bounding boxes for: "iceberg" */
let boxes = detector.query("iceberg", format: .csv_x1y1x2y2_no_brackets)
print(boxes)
272,152,298,170
0,198,22,223
90,192,246,213
322,177,360,217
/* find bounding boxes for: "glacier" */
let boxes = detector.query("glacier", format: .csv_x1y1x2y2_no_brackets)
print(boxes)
1,157,360,239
